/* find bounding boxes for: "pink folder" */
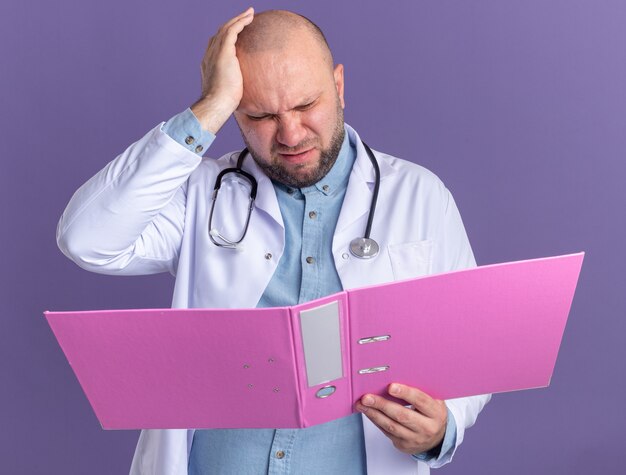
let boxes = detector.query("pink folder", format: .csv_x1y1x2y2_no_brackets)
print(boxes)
45,252,583,429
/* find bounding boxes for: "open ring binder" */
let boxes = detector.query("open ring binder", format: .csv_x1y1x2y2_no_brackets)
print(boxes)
45,252,583,429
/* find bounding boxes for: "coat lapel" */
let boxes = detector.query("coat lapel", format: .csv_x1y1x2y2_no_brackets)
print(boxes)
335,125,396,235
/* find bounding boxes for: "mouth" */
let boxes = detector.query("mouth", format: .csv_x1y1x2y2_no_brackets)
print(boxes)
276,148,315,164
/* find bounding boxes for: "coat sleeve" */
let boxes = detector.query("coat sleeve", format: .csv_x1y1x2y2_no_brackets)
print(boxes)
129,429,192,475
431,188,476,274
427,187,491,469
57,124,202,276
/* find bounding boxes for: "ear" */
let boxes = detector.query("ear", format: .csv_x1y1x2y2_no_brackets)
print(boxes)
333,64,345,109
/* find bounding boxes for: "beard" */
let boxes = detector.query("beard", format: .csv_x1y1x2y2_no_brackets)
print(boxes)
239,103,345,188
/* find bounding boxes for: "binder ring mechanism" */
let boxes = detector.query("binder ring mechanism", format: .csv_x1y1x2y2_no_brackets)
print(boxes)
358,365,390,375
357,334,391,375
314,335,392,397
358,335,390,344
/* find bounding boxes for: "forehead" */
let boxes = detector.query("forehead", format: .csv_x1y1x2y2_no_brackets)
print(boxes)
238,48,334,114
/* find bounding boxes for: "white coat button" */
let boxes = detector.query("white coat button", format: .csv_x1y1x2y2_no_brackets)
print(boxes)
185,136,195,145
265,253,272,260
306,256,315,264
342,253,349,260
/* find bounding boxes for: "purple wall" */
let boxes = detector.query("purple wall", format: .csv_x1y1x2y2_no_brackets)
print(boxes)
2,0,624,473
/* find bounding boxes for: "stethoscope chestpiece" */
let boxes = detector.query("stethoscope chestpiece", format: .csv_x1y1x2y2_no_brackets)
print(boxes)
349,237,379,259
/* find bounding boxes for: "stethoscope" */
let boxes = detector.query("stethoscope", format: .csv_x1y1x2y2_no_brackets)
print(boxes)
209,141,381,259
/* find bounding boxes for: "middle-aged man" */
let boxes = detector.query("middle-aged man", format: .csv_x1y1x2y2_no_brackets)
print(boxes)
57,8,490,475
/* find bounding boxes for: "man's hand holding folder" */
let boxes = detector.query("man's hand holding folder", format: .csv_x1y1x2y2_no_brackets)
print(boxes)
357,383,448,455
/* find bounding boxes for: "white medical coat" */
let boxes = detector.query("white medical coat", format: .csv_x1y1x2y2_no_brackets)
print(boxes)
57,123,490,475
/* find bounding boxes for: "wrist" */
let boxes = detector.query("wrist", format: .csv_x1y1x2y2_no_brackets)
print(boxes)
190,96,235,134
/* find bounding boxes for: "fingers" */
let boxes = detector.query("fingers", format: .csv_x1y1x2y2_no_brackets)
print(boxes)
192,8,254,133
355,395,438,454
357,397,420,436
218,7,254,38
220,7,254,32
356,393,429,433
356,390,447,454
359,406,421,454
205,8,254,50
223,12,254,44
388,383,439,418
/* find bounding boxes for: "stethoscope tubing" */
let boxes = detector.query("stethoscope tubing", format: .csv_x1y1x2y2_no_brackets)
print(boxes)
360,142,380,242
209,140,381,258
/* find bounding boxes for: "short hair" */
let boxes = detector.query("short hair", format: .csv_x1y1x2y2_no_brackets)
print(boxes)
236,10,334,67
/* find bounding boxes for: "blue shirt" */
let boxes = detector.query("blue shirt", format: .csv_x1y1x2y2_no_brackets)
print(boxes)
162,109,457,473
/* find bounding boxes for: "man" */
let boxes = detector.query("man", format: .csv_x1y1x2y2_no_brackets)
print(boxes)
57,8,490,475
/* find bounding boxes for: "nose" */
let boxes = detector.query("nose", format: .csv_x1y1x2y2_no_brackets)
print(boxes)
275,115,307,148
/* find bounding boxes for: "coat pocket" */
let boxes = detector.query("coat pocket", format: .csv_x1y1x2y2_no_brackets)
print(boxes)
387,240,433,280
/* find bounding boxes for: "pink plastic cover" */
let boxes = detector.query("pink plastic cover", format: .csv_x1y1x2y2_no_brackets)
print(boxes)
347,252,584,403
45,307,304,429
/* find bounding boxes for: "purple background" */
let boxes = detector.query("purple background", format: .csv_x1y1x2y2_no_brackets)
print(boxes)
1,0,624,473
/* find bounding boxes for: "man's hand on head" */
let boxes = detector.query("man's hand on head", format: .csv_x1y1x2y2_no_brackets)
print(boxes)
191,7,254,135
356,383,448,456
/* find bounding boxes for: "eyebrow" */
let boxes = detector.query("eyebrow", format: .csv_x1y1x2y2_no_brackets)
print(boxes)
245,93,322,117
